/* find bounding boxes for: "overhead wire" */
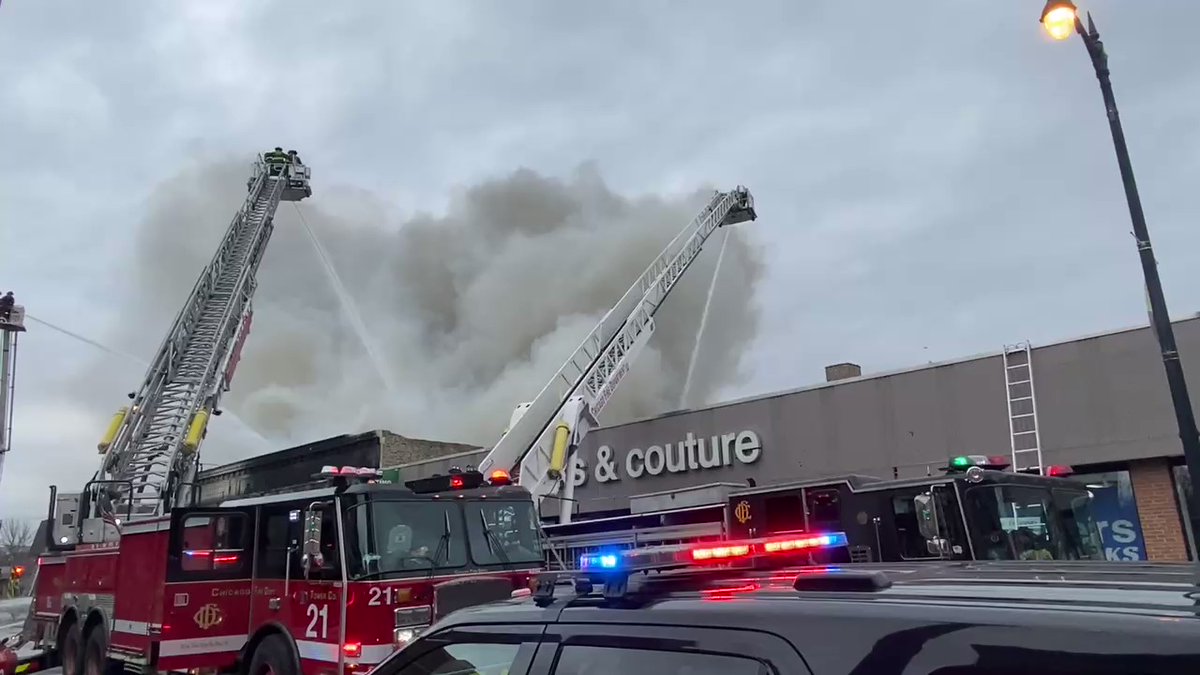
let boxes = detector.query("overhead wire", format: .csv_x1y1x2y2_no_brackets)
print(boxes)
22,312,273,450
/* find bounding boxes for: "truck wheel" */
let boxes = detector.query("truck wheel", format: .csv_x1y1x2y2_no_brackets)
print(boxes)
60,622,83,675
247,635,297,675
83,624,118,675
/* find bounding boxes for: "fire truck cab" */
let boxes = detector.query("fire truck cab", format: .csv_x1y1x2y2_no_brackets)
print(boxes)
726,455,1107,564
29,467,544,675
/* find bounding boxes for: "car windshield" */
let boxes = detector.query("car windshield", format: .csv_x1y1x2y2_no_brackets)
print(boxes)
347,500,469,579
965,484,1103,561
464,500,544,566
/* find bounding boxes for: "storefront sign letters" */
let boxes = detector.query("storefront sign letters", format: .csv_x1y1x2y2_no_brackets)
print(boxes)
571,430,763,487
1091,485,1147,561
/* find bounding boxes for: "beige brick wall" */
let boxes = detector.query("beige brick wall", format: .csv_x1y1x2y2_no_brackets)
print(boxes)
1129,457,1189,561
376,429,480,467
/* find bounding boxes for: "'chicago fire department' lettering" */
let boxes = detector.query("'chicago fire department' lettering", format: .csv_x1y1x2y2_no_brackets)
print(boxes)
211,587,252,597
193,603,223,630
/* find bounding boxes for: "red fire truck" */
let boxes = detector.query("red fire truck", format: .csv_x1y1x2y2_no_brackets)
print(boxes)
27,465,541,675
6,155,756,675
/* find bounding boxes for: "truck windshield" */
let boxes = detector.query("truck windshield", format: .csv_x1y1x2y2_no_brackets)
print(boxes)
347,500,469,579
964,484,1104,561
465,500,544,566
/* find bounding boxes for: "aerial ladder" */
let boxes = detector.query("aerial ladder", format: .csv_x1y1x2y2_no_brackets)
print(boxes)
476,186,757,524
72,153,311,543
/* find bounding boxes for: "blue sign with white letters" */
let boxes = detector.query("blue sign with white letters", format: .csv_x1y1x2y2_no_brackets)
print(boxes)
1090,485,1147,561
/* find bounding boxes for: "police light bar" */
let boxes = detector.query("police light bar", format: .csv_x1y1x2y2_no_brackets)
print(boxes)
578,532,849,576
945,455,1010,472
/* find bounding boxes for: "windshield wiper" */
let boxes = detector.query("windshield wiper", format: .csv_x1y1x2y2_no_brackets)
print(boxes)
478,508,512,567
425,511,452,580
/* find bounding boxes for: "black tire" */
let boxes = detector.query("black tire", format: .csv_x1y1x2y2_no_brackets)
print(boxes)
247,635,298,675
83,623,118,675
59,621,83,675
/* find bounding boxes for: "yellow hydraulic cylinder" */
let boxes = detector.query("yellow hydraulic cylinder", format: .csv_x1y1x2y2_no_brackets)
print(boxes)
183,409,210,454
548,422,570,478
97,407,129,453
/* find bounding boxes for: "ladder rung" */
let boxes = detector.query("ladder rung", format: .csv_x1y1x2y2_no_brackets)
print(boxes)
1010,413,1036,419
1009,395,1032,402
1012,430,1038,437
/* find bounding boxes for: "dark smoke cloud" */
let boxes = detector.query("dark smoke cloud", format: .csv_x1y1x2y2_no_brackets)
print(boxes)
82,158,763,465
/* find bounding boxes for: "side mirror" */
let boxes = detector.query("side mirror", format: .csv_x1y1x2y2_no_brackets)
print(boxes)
914,493,939,540
926,537,951,557
301,508,325,575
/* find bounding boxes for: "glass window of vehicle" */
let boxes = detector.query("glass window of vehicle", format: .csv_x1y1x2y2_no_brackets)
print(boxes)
348,499,468,578
465,500,543,566
966,485,1073,560
550,645,771,675
178,512,248,573
397,642,520,675
806,488,841,530
1051,489,1105,560
256,506,300,578
892,494,938,559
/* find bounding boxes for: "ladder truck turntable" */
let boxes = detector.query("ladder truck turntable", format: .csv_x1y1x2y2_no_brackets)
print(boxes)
11,160,759,675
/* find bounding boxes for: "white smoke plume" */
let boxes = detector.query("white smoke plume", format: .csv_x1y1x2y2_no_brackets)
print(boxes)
80,159,764,465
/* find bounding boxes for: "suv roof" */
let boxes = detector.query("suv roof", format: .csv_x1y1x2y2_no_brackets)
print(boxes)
437,560,1200,632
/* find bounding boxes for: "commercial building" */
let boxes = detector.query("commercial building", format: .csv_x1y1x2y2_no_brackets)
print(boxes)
391,317,1200,562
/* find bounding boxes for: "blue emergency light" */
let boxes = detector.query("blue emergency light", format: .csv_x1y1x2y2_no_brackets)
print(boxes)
579,553,620,570
577,532,850,575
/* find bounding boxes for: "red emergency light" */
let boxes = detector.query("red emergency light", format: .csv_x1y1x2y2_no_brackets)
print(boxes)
318,466,384,480
405,468,487,494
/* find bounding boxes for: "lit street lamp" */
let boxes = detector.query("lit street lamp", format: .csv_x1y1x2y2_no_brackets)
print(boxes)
1040,0,1200,558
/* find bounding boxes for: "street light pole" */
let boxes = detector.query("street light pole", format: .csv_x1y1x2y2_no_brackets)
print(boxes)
1042,1,1200,558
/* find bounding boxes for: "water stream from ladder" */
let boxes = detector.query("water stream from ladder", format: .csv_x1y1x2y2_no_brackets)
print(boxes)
292,204,401,398
679,227,730,409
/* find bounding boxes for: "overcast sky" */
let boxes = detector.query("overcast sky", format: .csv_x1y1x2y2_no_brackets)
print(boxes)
3,0,1200,522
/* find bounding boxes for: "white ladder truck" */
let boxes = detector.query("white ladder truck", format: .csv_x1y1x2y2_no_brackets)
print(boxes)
476,186,756,525
74,153,312,543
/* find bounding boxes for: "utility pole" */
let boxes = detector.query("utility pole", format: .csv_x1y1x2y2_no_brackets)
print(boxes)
0,295,26,491
1040,1,1200,555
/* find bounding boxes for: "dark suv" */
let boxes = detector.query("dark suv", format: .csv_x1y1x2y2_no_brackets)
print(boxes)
369,535,1200,675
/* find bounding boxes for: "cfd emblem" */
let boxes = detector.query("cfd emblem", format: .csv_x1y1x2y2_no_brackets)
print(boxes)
194,603,223,630
733,500,752,525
